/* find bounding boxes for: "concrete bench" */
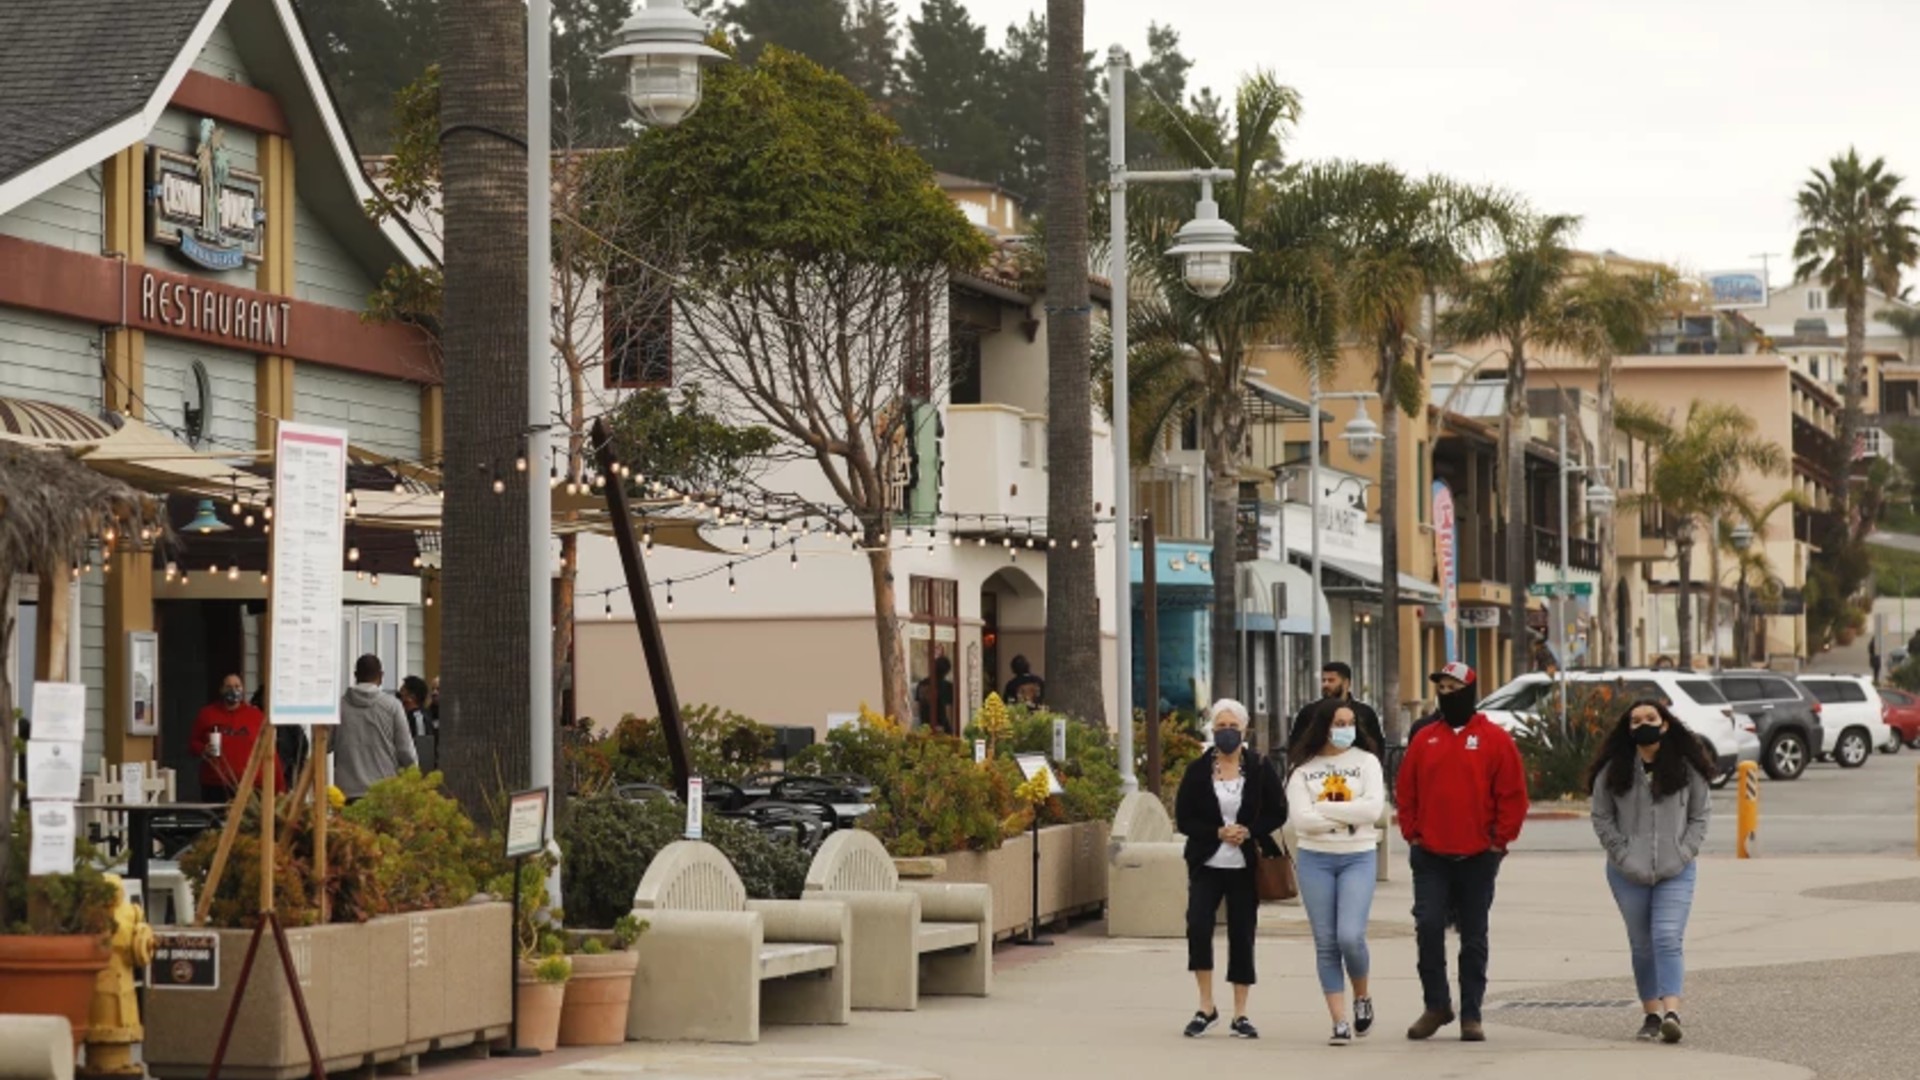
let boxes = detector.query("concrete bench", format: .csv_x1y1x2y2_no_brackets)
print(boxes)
803,829,992,1010
0,1015,74,1080
625,840,851,1044
1106,792,1188,938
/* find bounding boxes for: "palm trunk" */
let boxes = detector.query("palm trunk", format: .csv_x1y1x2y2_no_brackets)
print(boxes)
1040,0,1105,726
1707,528,1723,666
1597,349,1617,665
1676,529,1695,670
864,540,912,725
437,0,531,818
1838,287,1867,527
1376,339,1403,740
1207,468,1239,703
1505,341,1531,677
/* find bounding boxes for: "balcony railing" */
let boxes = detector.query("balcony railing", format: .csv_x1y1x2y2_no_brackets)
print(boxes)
1531,527,1600,573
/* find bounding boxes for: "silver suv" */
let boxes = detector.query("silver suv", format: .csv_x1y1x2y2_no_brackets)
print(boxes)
1711,671,1826,781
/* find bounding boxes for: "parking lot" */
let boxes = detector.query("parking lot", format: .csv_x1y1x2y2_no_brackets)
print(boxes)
1520,748,1920,856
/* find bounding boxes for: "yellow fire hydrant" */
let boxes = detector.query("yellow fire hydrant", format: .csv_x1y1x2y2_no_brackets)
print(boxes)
81,876,155,1078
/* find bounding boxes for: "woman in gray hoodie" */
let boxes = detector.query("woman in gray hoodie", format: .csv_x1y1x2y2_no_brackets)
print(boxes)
1586,699,1714,1045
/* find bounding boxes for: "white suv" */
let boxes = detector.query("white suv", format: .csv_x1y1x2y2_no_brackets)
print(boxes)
1476,669,1761,788
1796,675,1894,767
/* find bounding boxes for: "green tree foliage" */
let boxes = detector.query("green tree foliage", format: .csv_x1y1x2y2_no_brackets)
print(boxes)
845,0,902,107
898,0,1008,185
602,388,778,496
569,704,778,789
560,793,809,928
718,0,855,71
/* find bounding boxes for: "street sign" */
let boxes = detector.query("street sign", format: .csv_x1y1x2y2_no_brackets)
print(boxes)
1527,581,1593,598
150,930,220,990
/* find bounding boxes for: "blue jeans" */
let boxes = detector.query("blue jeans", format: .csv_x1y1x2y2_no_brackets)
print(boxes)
1296,849,1376,994
1605,861,1696,1001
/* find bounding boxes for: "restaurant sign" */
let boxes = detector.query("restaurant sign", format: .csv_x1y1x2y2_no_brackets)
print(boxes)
138,271,293,352
148,119,263,272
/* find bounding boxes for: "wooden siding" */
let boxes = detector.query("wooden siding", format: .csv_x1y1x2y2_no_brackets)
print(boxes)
0,170,103,252
293,197,376,311
144,336,259,453
81,578,105,772
293,365,421,461
0,307,101,413
191,18,253,86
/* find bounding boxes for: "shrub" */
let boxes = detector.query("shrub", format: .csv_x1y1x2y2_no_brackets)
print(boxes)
1132,711,1206,813
1514,683,1617,801
3,811,119,936
984,706,1122,827
558,792,809,929
342,768,499,911
533,955,572,983
574,705,776,789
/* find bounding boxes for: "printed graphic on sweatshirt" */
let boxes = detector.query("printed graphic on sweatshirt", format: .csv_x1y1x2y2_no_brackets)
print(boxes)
1298,763,1367,803
1320,774,1354,802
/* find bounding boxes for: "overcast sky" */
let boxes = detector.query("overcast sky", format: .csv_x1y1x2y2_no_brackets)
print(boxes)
935,0,1920,286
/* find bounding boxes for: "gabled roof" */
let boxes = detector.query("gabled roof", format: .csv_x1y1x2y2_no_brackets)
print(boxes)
0,0,432,270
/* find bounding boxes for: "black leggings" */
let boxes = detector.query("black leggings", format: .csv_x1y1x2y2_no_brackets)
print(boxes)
1186,865,1258,986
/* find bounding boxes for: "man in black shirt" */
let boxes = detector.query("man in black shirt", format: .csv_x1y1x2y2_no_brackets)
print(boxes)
1292,662,1387,756
1002,654,1045,707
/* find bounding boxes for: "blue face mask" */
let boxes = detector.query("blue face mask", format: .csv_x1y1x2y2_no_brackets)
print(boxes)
1329,726,1357,750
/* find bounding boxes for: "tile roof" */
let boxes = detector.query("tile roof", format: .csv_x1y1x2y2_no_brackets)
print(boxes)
0,0,210,187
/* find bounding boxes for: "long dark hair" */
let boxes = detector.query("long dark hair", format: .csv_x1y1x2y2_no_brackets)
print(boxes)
1286,697,1379,777
1582,698,1717,798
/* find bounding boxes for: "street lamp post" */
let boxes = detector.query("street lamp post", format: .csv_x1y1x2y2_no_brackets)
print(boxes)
1306,370,1383,682
1108,45,1249,790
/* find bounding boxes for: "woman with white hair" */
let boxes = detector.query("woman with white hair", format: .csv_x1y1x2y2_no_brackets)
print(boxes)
1174,698,1287,1038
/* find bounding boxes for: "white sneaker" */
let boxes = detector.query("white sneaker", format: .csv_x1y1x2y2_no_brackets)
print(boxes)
1329,1021,1353,1046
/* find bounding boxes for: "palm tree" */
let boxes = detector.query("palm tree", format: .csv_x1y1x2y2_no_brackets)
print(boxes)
1286,162,1508,734
1437,213,1581,677
1549,266,1672,665
438,0,533,814
1041,0,1105,725
1615,400,1787,669
1876,304,1920,363
1127,72,1303,702
1794,150,1919,520
1718,491,1806,666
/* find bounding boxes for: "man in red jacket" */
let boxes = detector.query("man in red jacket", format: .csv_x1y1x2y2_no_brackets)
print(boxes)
1395,662,1529,1042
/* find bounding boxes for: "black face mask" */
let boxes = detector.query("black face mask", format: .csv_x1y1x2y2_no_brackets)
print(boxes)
1631,724,1665,747
1213,728,1244,754
1439,686,1477,728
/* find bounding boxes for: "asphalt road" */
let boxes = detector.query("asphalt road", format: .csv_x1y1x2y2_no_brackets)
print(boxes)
1518,747,1920,856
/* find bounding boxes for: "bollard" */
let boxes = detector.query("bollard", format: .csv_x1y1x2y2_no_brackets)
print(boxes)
1736,761,1760,859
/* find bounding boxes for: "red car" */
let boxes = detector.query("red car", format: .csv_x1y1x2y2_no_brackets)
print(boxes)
1876,687,1920,750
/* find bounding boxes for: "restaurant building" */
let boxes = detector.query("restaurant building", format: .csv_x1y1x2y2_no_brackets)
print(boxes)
0,0,438,787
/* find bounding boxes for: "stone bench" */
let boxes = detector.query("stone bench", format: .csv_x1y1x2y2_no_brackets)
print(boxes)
1106,792,1188,938
803,829,992,1010
626,840,851,1044
0,1015,74,1080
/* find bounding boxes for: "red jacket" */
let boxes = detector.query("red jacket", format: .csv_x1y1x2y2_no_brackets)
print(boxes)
187,703,284,793
1395,714,1528,856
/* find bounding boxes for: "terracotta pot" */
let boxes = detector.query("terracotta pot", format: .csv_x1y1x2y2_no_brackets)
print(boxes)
0,934,110,1050
556,950,639,1046
513,965,568,1053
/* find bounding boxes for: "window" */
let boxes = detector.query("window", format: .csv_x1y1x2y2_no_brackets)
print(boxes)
1802,679,1865,704
1718,676,1762,702
1180,410,1201,451
1807,289,1827,311
1756,677,1802,702
339,606,408,694
1480,680,1548,712
1674,678,1727,705
604,283,673,389
1618,679,1666,703
1883,689,1912,706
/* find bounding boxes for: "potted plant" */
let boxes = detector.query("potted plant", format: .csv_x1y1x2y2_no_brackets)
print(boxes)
556,914,644,1047
517,955,572,1052
0,811,119,1050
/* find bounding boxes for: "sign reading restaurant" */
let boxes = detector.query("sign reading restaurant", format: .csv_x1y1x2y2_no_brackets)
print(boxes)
139,270,292,350
148,118,263,272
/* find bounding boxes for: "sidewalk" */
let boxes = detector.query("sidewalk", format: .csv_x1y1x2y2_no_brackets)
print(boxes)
462,853,1920,1080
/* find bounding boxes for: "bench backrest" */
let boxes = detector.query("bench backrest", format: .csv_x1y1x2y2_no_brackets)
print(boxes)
803,828,898,893
1111,791,1177,844
632,840,748,913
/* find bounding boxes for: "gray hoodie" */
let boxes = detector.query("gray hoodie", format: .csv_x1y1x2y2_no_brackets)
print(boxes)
1589,759,1711,885
335,684,419,798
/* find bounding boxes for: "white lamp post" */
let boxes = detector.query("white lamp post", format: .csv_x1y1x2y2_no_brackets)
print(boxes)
1109,46,1249,791
1305,377,1384,682
602,0,729,126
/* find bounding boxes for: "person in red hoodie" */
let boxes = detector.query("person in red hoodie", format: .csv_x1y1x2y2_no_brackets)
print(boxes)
187,673,284,803
1395,662,1529,1042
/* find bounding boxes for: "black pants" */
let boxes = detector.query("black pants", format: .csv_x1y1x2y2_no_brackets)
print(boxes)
1410,846,1503,1019
1187,865,1258,986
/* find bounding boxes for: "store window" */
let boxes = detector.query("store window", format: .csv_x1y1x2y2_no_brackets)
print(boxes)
908,576,960,733
340,606,408,691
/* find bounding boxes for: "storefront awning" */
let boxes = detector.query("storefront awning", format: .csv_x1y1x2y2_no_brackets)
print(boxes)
1236,558,1331,635
1290,550,1443,605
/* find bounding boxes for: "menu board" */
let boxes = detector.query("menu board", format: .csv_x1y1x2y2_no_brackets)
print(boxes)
268,422,348,726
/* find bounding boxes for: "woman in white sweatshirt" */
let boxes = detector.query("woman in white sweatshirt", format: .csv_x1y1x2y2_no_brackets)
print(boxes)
1285,698,1387,1046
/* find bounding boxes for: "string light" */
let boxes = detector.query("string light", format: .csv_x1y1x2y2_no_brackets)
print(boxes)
666,581,674,610
492,470,506,495
790,543,799,569
727,564,736,593
227,566,239,582
515,454,528,473
261,572,269,585
348,546,361,563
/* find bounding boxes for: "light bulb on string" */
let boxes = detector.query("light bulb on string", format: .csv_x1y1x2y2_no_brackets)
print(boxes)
346,492,357,519
424,594,434,607
244,512,256,527
227,566,239,582
727,565,737,593
605,597,613,620
665,582,674,611
515,454,528,473
348,546,361,563
1048,537,1058,549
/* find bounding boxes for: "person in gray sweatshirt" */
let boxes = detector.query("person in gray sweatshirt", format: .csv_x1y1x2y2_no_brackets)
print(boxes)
1585,698,1715,1046
335,654,418,800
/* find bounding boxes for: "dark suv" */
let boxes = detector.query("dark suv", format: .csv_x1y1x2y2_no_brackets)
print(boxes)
1712,671,1825,780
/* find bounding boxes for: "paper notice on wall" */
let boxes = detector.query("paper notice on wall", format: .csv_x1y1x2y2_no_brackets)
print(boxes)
28,800,77,875
29,682,86,743
122,762,147,807
26,740,83,802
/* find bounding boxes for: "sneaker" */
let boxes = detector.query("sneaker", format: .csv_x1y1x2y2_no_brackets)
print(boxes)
1328,1022,1353,1046
1183,1009,1219,1038
1354,998,1375,1036
1460,1018,1486,1042
1407,1007,1455,1040
1229,1016,1259,1039
1660,1012,1683,1044
1637,1013,1663,1041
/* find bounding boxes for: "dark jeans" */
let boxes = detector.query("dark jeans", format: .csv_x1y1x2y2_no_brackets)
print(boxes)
1410,846,1503,1019
1187,865,1258,986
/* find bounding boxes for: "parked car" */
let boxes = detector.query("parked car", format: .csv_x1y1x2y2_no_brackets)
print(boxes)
1711,671,1825,781
1795,675,1894,767
1878,686,1920,750
1477,669,1757,788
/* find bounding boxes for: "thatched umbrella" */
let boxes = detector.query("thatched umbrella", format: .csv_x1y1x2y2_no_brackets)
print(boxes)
0,442,171,919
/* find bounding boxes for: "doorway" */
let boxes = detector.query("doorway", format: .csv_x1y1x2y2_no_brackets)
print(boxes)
157,600,247,800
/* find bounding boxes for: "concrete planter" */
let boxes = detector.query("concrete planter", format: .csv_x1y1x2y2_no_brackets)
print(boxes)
144,903,511,1080
914,822,1109,941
